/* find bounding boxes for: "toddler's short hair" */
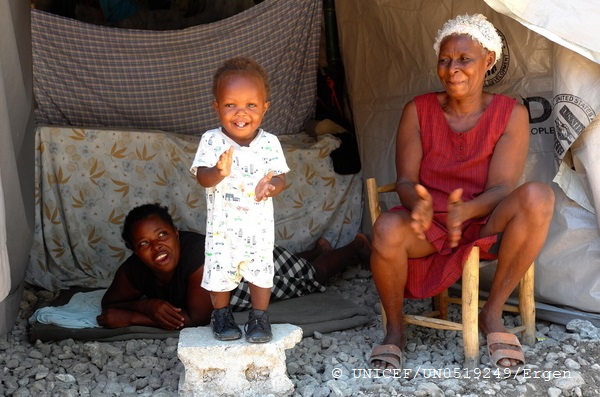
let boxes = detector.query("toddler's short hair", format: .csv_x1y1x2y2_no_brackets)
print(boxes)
212,57,270,98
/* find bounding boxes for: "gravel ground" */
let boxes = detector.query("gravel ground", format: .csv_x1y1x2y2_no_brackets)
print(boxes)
2,264,600,397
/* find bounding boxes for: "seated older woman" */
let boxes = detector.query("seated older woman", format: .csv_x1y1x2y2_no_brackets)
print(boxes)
368,14,554,373
97,203,371,330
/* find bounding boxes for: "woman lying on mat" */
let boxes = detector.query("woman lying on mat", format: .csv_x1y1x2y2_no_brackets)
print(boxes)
368,14,554,372
97,203,371,330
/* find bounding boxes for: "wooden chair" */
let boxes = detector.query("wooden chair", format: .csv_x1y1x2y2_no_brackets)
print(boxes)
365,177,536,369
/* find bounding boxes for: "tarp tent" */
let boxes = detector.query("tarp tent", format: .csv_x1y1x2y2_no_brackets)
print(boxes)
1,0,600,336
335,0,600,321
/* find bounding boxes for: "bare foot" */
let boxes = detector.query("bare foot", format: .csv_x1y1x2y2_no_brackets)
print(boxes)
296,238,333,263
315,238,332,254
479,307,523,368
311,234,373,283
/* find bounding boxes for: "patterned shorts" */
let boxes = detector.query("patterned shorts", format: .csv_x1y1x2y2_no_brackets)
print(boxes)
230,245,326,311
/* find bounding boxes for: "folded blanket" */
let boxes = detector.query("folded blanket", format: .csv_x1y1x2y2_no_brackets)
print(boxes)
29,289,105,328
28,289,372,342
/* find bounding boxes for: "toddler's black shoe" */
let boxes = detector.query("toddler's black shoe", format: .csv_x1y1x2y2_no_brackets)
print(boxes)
211,307,242,341
244,309,272,343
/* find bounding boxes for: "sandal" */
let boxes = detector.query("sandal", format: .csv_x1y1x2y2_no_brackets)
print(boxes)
369,344,403,369
486,332,525,374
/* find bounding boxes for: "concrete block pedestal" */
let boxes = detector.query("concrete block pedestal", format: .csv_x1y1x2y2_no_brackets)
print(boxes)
177,323,303,397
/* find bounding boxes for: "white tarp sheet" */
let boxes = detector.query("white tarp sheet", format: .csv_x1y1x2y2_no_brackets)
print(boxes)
336,0,600,317
0,0,35,336
0,173,10,301
484,0,600,64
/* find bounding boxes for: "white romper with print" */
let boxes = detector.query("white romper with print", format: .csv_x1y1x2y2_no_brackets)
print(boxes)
190,128,290,292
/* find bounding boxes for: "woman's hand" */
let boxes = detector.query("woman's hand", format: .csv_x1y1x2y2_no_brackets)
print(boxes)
447,188,464,248
255,171,276,201
98,300,185,330
411,184,433,239
142,299,185,330
97,308,134,329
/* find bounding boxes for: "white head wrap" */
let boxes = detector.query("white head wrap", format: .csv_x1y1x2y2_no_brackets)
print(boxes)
433,13,503,64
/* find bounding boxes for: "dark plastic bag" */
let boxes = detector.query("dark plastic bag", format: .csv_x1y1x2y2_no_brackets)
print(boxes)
330,132,361,175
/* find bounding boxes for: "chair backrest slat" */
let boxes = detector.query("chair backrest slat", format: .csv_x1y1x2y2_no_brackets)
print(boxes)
366,178,395,227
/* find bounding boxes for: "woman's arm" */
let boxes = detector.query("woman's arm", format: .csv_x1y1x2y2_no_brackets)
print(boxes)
98,258,213,330
394,99,435,239
97,265,162,328
183,267,213,327
459,102,530,220
98,264,190,330
395,99,424,210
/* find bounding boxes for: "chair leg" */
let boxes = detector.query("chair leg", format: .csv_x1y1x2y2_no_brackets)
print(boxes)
519,263,536,347
435,290,449,320
462,247,480,369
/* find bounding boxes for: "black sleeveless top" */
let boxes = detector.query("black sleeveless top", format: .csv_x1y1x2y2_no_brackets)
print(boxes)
122,231,205,309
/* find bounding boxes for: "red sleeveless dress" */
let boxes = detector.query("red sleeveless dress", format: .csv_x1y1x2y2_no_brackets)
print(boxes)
394,92,516,299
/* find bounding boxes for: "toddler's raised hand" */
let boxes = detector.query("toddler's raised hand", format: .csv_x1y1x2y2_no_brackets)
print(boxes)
216,146,233,177
255,171,276,201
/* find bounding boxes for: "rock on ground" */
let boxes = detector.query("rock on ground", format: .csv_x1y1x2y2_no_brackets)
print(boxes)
1,265,600,397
